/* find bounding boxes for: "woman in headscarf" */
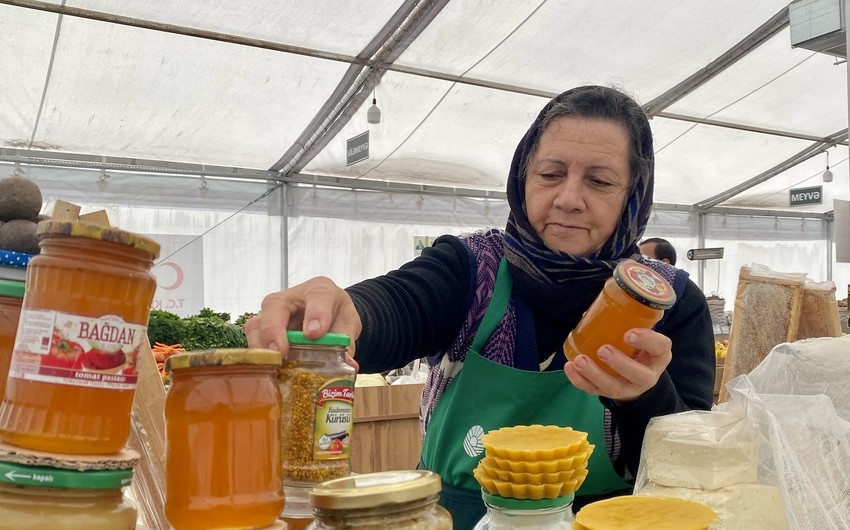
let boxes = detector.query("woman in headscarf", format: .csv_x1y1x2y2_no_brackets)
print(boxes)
246,85,715,529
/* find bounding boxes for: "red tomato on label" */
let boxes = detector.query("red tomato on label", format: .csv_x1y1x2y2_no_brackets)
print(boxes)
84,348,126,370
329,439,343,452
45,339,84,368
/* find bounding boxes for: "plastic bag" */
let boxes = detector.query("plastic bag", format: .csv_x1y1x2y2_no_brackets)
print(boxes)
746,335,850,421
635,335,850,529
639,410,758,490
720,335,850,528
634,410,785,529
384,358,428,385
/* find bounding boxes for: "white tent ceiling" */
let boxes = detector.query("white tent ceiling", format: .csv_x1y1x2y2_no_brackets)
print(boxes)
1,0,848,216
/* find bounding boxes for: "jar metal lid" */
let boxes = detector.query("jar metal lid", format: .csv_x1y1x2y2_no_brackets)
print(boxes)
0,279,25,299
287,330,351,347
36,220,161,258
0,461,133,489
482,490,574,510
309,470,441,510
613,259,676,310
165,348,282,372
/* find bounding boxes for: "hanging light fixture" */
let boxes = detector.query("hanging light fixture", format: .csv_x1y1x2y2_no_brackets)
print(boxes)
96,156,109,191
366,91,381,124
199,175,209,197
96,168,109,192
823,149,833,183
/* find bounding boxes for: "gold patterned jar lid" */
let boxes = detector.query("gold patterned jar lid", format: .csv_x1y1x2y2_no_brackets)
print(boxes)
309,470,442,510
37,220,161,258
165,348,282,371
614,259,676,310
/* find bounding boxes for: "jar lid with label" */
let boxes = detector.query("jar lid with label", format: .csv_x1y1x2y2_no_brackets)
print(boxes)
0,460,133,489
0,280,25,299
165,348,282,371
309,470,441,510
36,220,161,258
613,260,676,310
287,331,351,347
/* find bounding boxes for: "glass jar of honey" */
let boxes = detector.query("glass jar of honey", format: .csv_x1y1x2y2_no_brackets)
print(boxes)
0,280,25,399
308,470,452,530
563,259,676,376
280,331,355,486
0,460,137,529
164,348,284,530
0,221,159,454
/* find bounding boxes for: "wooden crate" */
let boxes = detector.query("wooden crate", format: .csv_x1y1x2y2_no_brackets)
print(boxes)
351,383,423,474
713,359,725,404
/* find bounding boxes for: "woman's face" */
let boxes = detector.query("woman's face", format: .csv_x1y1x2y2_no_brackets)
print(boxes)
525,117,631,257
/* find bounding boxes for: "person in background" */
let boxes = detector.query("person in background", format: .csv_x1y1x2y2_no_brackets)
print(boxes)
639,237,677,265
246,86,714,530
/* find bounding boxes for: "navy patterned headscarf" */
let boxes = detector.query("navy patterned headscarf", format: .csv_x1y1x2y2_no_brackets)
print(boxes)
504,86,655,300
505,86,655,312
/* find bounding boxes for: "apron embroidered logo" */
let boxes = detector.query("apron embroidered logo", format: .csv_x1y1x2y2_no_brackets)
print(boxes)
462,425,485,457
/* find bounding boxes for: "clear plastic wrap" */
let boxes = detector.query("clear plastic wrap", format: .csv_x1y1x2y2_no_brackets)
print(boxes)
639,410,758,491
635,335,850,529
746,335,850,421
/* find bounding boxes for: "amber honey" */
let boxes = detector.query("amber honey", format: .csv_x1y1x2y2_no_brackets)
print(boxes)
165,349,284,530
564,259,675,376
0,280,25,399
0,222,159,454
280,515,314,530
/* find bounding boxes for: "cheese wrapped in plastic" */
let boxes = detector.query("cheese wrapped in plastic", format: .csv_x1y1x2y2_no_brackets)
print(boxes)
641,410,758,490
639,483,789,530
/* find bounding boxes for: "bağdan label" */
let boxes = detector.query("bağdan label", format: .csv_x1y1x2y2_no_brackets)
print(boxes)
9,309,146,390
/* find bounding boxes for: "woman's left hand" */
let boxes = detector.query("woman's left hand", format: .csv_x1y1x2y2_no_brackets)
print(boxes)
564,328,672,403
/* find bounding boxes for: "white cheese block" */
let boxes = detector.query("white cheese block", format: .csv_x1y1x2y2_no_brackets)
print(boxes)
644,411,758,490
639,483,789,530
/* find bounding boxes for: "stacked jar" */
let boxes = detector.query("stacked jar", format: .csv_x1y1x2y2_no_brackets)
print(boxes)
279,331,356,529
0,458,138,529
164,348,285,530
0,221,161,526
0,221,160,453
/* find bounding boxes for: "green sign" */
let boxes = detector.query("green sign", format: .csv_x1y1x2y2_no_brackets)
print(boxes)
789,186,823,206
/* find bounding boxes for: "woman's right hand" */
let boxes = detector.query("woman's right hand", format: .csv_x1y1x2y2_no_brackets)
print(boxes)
244,276,362,363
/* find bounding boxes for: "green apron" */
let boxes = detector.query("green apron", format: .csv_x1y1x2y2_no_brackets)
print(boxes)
420,258,631,530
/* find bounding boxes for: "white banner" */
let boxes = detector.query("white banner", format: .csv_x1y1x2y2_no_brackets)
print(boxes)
148,234,204,317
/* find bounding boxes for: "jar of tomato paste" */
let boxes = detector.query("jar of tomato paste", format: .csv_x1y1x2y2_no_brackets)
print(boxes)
0,280,25,399
0,221,159,454
164,348,284,530
563,259,676,376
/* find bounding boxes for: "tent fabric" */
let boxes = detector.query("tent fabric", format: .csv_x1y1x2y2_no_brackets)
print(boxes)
1,1,847,212
33,201,839,319
1,1,850,317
